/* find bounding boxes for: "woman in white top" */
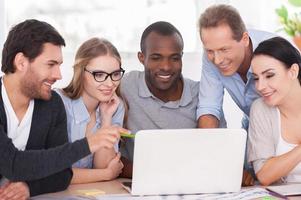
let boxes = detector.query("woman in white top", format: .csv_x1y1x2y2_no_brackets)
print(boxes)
56,38,126,184
248,37,301,185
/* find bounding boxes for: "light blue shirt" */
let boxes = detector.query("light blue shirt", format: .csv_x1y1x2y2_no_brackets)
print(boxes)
197,29,275,128
55,89,125,168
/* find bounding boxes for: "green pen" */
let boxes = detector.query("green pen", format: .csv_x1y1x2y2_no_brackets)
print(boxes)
120,132,135,139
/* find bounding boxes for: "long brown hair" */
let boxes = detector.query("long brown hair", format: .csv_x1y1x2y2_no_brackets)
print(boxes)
63,37,121,99
63,37,128,125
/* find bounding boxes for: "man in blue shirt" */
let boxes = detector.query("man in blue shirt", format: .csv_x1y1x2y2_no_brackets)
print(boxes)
196,4,274,185
197,4,274,129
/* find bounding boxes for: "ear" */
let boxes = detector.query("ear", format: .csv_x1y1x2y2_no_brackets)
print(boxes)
137,52,145,65
14,52,29,72
241,32,250,47
289,63,299,80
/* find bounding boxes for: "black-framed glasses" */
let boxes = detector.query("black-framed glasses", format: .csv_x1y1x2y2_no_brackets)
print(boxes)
84,68,125,82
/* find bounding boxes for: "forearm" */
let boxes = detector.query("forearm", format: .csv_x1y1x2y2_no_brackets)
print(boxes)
0,135,90,181
26,168,72,197
101,116,113,128
92,120,117,168
256,145,301,185
197,115,219,128
71,168,111,184
93,147,116,169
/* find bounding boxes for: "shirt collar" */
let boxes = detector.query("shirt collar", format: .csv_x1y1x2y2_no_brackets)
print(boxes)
72,97,101,124
231,30,258,82
248,30,262,51
72,97,90,124
246,30,261,82
138,73,153,98
179,78,193,107
138,72,192,107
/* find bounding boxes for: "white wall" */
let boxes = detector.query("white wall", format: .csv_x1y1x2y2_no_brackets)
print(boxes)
0,0,5,53
1,0,288,128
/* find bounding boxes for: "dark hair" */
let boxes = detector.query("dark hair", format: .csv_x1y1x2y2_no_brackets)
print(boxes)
199,4,246,41
254,37,301,84
140,21,183,53
2,19,65,74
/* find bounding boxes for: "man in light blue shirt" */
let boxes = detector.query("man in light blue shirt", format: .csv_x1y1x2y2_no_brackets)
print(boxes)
196,4,275,185
197,4,274,129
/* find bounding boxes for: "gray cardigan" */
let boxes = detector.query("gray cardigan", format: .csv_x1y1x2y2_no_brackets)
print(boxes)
247,98,279,174
0,80,91,196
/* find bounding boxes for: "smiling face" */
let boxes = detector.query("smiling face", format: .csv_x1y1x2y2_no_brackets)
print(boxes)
251,54,296,106
139,31,183,95
201,24,249,76
21,43,63,100
82,55,121,103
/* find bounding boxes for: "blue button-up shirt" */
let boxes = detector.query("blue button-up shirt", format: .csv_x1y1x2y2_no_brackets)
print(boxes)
56,89,125,168
196,29,275,128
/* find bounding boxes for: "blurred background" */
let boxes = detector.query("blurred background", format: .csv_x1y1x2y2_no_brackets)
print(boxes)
0,0,299,127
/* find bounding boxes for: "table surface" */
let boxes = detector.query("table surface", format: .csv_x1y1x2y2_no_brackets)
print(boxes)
32,178,130,199
32,179,301,200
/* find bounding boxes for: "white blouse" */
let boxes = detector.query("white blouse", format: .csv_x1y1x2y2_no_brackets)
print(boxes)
276,133,301,183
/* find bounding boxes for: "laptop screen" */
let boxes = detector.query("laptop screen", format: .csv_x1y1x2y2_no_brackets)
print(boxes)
131,128,247,195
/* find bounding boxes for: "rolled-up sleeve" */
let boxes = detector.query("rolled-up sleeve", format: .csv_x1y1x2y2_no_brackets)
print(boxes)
112,100,125,152
196,55,224,121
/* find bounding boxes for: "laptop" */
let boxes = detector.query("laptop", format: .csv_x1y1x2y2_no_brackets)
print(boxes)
127,128,247,196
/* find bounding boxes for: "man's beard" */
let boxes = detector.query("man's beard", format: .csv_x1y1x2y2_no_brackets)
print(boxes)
20,72,52,100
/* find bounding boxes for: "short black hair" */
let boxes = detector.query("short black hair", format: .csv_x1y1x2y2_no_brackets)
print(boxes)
2,19,65,74
140,21,183,53
254,37,301,84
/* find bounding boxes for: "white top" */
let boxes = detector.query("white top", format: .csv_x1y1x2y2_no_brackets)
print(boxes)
1,79,34,150
0,78,34,185
276,134,301,183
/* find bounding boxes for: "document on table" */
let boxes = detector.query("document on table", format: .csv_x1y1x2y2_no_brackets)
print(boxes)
95,188,273,200
267,183,301,196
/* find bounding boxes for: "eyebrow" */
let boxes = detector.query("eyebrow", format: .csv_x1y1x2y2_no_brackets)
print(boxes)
86,69,122,73
48,60,63,65
204,46,229,51
171,53,183,56
252,68,275,76
150,53,182,57
150,53,162,56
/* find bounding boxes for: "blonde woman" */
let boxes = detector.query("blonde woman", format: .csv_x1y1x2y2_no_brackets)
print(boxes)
56,38,125,184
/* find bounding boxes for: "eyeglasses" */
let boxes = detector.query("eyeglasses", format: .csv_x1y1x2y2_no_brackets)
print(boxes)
84,68,125,82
